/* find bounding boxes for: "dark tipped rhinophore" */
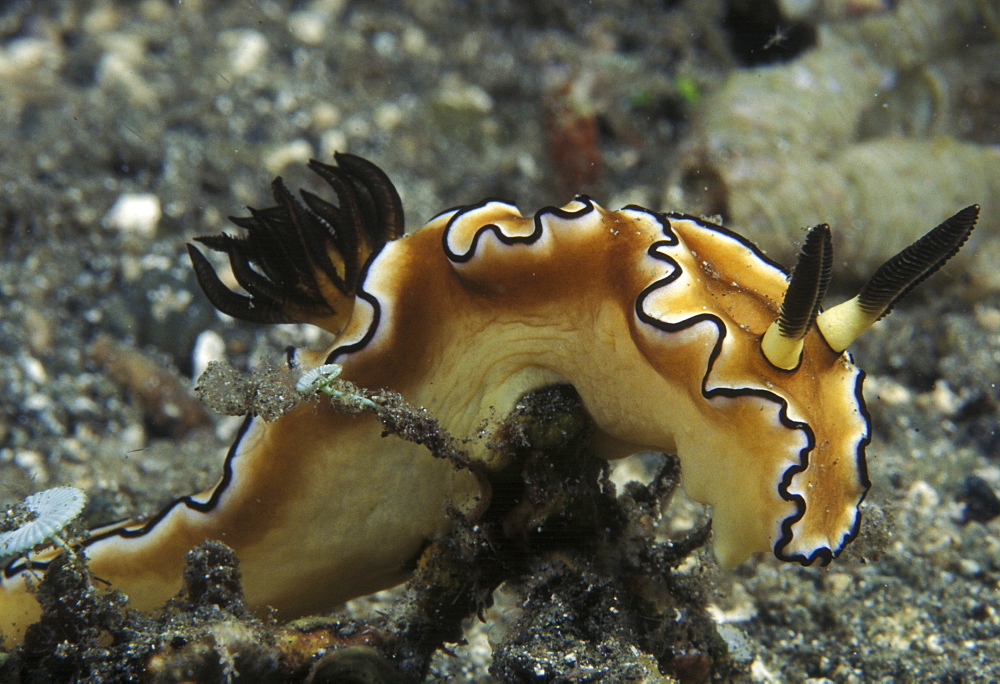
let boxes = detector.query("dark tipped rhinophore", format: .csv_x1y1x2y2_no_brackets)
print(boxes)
815,204,980,352
761,223,834,369
764,204,979,364
855,204,980,319
187,153,405,329
775,224,833,340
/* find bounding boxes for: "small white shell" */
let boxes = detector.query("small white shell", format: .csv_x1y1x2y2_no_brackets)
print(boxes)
0,486,88,556
295,363,344,393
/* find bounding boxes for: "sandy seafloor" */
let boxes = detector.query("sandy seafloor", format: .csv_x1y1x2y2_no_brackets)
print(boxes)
0,0,998,681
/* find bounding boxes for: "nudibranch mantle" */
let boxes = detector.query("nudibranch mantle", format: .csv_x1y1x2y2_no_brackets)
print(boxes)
410,197,869,567
0,155,977,644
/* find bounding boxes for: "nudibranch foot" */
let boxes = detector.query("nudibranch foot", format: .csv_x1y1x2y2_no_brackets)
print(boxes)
10,386,719,680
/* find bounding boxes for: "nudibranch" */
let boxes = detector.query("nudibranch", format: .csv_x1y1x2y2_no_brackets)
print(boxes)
0,154,978,645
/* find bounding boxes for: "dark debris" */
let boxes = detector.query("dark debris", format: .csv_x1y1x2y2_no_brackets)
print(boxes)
958,475,1000,524
195,361,302,423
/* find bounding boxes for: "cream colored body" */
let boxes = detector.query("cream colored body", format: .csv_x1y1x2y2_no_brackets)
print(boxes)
0,199,870,645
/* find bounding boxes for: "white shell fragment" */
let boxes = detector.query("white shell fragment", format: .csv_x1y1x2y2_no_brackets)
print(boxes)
104,193,162,236
295,363,345,393
0,486,88,556
295,363,379,412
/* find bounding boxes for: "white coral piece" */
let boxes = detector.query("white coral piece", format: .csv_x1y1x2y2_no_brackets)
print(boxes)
0,486,87,556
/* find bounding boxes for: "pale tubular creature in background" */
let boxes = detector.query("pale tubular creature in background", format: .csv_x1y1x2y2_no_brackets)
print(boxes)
676,0,999,279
